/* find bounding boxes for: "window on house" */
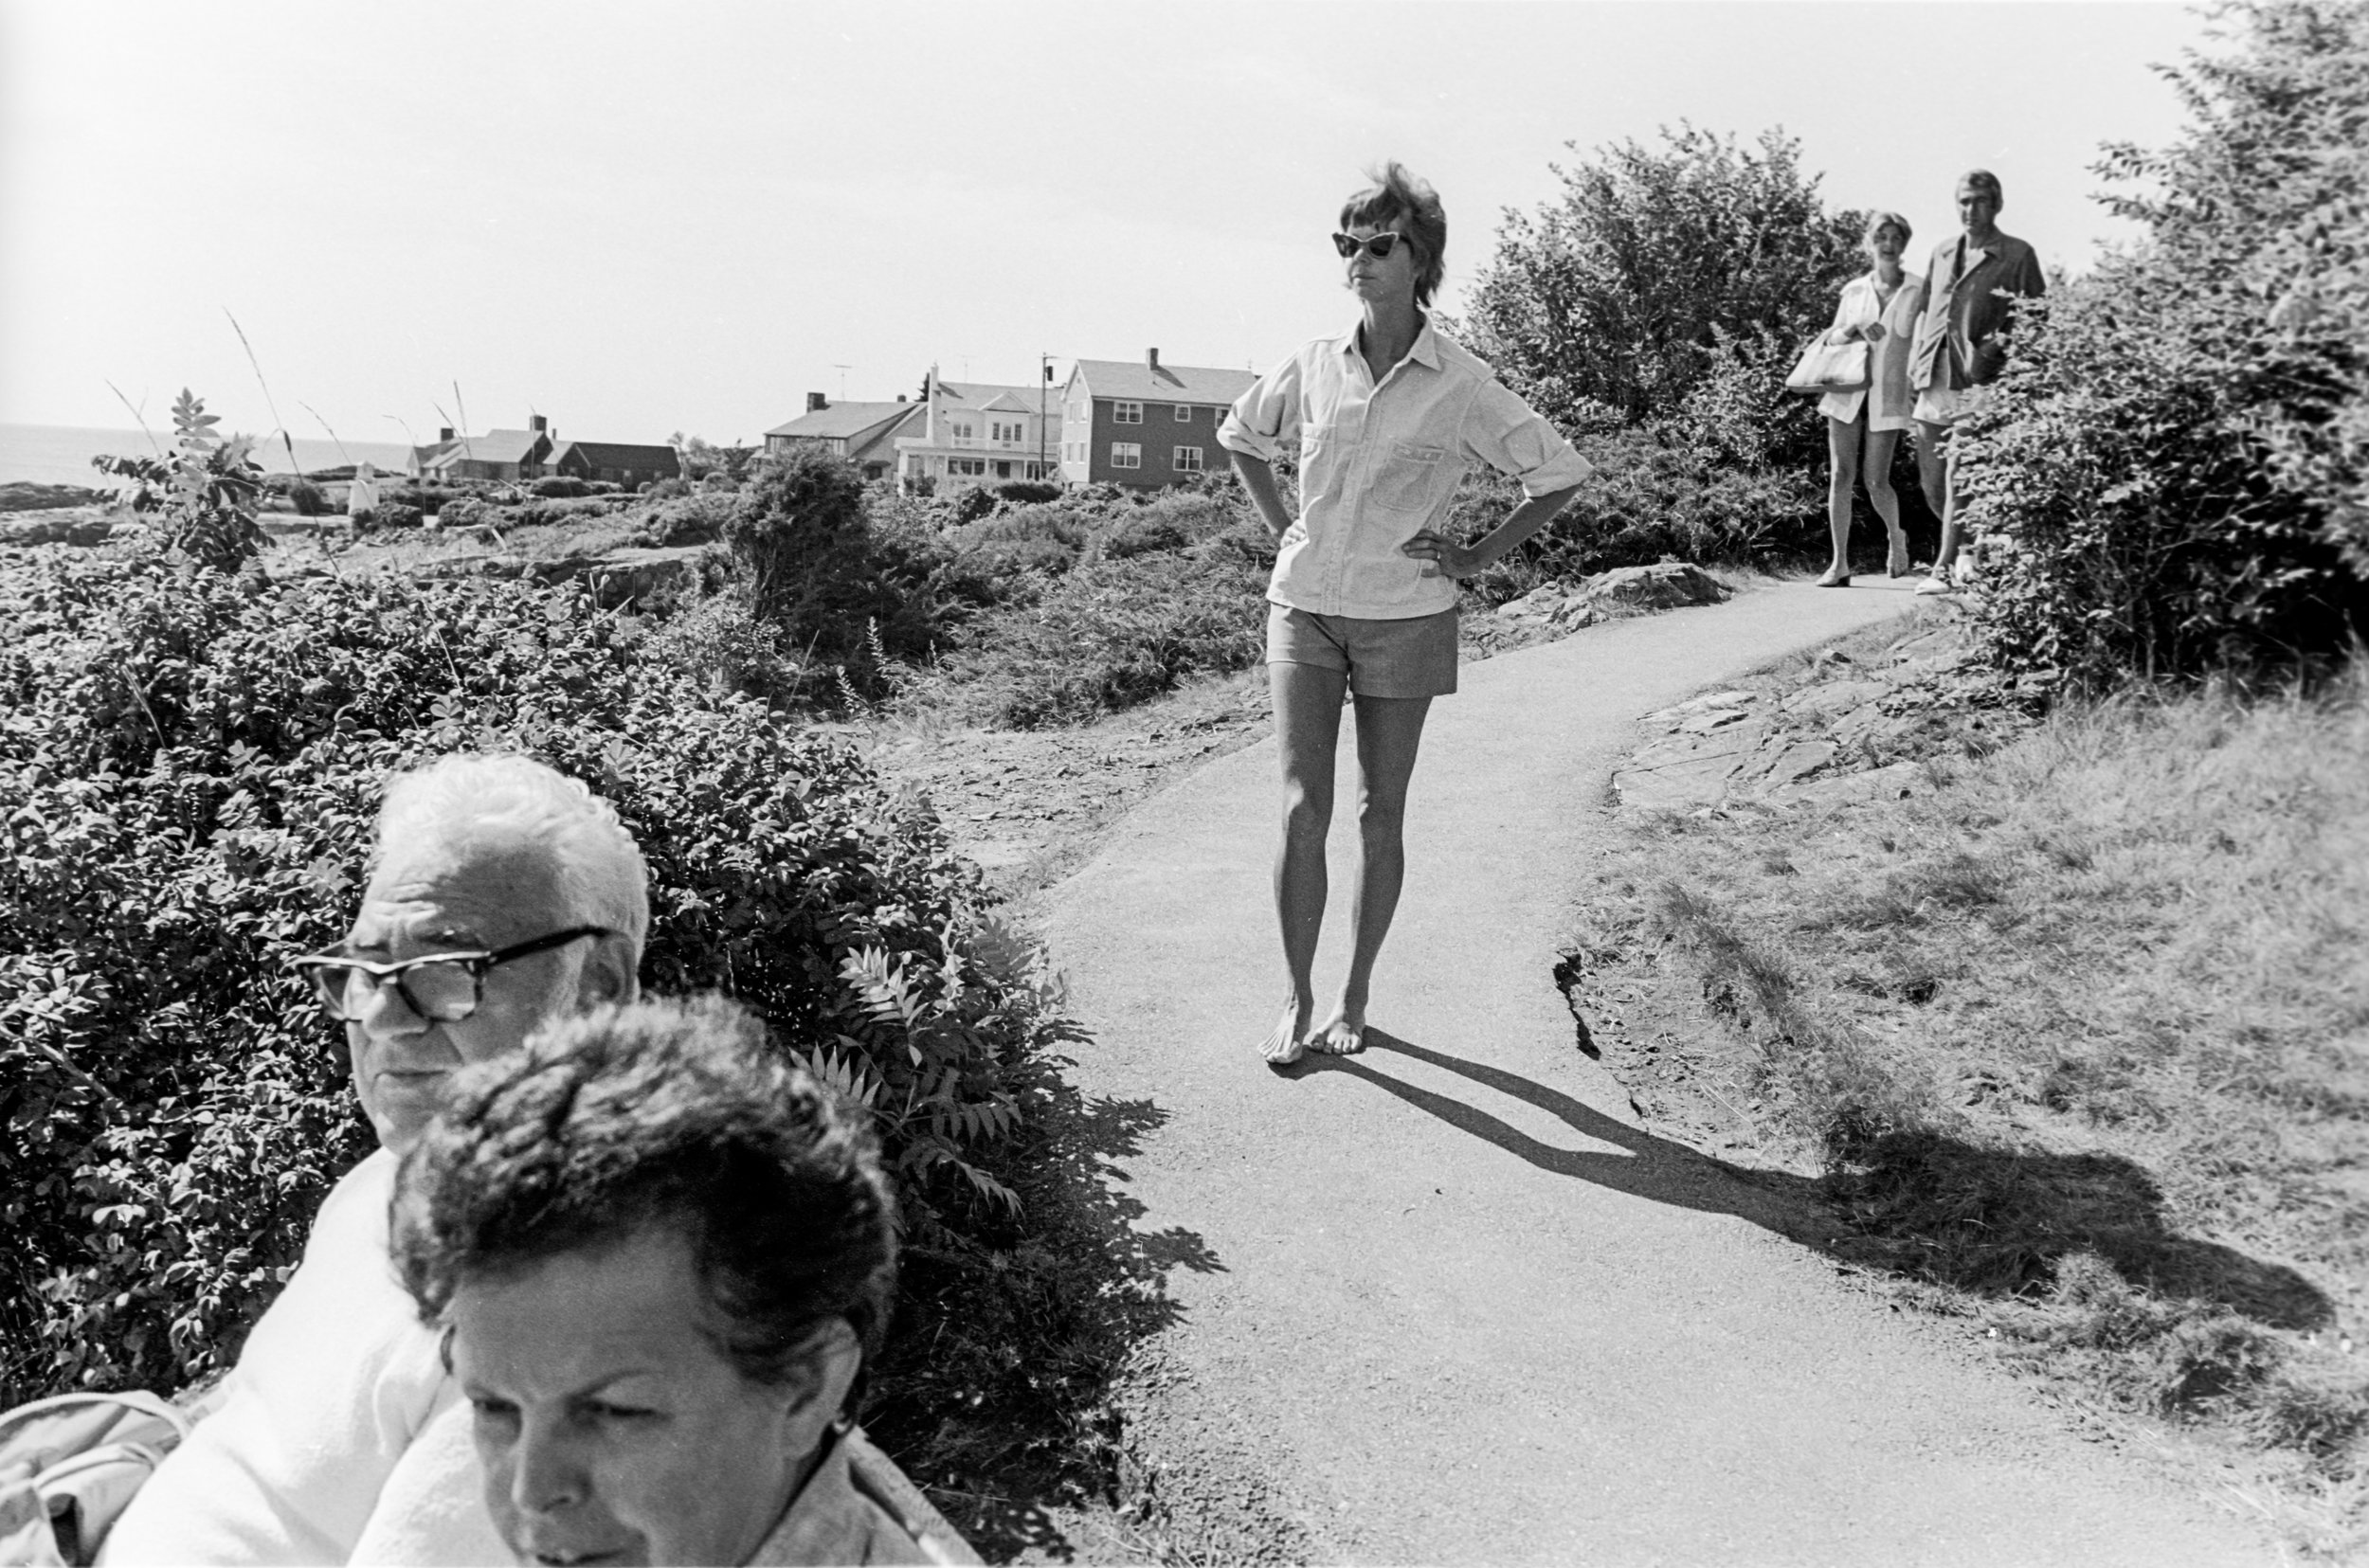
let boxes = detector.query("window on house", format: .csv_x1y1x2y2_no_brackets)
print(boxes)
1174,405,1192,423
1173,446,1204,473
948,457,986,477
1111,442,1142,470
1113,402,1143,424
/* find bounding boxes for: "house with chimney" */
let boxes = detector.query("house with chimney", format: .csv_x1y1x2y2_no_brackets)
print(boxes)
1059,351,1256,491
412,415,557,482
764,393,924,481
894,370,1064,495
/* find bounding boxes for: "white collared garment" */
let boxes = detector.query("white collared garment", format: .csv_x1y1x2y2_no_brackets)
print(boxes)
1219,319,1591,620
1817,270,1926,432
101,1150,499,1567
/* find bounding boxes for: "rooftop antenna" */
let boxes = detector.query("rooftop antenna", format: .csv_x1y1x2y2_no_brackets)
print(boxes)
833,364,852,402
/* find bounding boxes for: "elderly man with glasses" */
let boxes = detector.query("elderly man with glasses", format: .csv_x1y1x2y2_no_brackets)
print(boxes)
104,753,645,1566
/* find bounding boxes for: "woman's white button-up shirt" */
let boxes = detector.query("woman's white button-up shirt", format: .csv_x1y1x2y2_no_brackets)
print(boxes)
1219,321,1591,620
1817,270,1927,432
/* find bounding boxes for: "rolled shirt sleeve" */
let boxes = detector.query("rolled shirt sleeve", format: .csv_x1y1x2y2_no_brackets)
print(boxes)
1216,352,1302,465
1460,379,1593,498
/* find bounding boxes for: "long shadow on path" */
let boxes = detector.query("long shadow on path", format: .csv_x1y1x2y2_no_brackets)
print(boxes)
1295,1029,2332,1335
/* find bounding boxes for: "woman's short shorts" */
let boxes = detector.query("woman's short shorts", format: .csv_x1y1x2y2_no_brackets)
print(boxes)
1265,603,1458,699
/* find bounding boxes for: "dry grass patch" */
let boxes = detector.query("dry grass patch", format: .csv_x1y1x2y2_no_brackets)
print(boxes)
1572,659,2369,1555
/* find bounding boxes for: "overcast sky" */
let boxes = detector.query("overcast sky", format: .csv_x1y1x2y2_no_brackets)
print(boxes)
2,2,2213,446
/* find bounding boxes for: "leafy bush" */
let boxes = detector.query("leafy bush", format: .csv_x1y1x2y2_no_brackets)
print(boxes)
532,475,591,498
941,522,1273,727
726,447,936,692
642,585,810,704
1960,0,2369,683
0,552,1058,1403
1459,124,1864,429
435,496,487,531
645,492,734,547
357,503,424,534
286,480,328,518
89,391,266,572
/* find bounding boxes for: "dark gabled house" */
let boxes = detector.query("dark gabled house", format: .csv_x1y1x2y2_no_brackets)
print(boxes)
547,440,682,488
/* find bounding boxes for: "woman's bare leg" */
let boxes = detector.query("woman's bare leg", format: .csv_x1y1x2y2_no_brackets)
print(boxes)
1268,661,1347,1063
1820,415,1861,583
1864,427,1908,573
1311,692,1433,1054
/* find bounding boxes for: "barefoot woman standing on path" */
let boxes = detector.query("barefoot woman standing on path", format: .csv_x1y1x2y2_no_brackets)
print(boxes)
1220,164,1590,1067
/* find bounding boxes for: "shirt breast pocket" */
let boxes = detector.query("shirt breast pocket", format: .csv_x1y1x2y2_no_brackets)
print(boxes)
1369,440,1447,513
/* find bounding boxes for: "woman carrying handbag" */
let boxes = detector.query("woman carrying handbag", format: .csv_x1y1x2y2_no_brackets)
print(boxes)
1806,211,1925,586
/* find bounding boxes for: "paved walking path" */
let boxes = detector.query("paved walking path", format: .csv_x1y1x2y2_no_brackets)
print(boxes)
1043,577,2273,1565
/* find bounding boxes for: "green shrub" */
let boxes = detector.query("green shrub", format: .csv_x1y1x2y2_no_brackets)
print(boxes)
1458,124,1864,429
89,391,266,573
436,496,487,531
0,554,1056,1402
646,492,733,547
943,523,1273,727
533,475,591,498
286,480,329,518
1960,0,2369,683
358,502,423,534
727,446,936,695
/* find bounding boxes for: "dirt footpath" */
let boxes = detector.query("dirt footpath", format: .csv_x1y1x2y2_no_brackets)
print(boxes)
1039,577,2277,1566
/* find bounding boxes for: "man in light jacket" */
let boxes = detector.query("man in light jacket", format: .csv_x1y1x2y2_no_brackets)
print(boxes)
104,754,646,1566
1908,169,2046,594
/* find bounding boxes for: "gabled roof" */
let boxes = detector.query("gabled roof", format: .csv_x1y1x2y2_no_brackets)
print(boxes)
1068,359,1256,406
766,402,918,442
425,427,550,468
549,440,679,467
929,380,1057,416
409,440,461,466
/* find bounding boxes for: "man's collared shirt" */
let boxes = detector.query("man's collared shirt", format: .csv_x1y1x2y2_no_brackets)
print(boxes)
1219,320,1591,620
1909,230,2046,393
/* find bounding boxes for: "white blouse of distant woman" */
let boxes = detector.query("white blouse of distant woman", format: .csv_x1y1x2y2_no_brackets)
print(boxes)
1815,213,1924,586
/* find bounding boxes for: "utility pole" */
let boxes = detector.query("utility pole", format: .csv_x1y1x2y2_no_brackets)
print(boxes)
1039,352,1051,479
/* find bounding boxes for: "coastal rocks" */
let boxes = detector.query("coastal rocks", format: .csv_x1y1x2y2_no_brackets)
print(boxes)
580,546,702,608
1611,615,2047,816
0,510,119,547
0,482,112,515
1496,562,1731,634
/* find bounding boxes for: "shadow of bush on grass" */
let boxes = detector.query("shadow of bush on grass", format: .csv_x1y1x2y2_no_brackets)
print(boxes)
1825,1123,2335,1334
865,1055,1221,1563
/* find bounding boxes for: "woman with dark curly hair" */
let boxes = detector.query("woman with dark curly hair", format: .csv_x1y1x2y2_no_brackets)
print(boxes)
387,995,977,1567
1220,163,1591,1066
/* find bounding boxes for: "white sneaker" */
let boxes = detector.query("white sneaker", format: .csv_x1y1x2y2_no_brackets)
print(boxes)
1913,574,1954,596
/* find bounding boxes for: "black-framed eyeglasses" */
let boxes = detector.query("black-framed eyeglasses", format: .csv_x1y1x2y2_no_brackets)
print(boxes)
1332,230,1405,261
292,927,616,1023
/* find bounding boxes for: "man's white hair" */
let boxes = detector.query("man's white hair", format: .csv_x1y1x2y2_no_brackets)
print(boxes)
374,753,650,951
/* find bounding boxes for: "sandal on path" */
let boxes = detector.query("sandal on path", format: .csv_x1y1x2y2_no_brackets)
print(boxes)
1887,533,1912,578
1814,568,1852,588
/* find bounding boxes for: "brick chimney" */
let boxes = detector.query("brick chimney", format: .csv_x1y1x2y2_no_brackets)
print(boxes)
1146,347,1161,374
806,392,828,412
529,414,548,434
438,427,454,442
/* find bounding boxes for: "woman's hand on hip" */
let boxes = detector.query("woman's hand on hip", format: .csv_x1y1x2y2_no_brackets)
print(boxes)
1401,529,1480,579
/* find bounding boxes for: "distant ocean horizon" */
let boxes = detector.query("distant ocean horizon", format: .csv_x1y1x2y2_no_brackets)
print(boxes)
0,423,417,489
